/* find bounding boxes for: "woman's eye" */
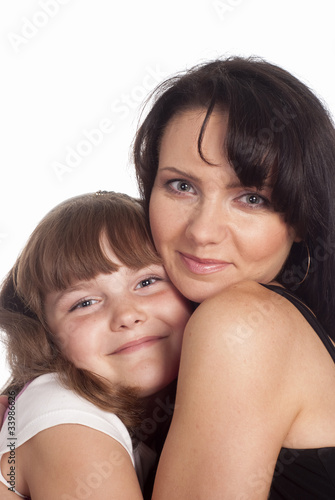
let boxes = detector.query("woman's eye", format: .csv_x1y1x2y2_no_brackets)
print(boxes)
168,180,195,194
71,299,98,311
239,193,268,206
136,277,160,289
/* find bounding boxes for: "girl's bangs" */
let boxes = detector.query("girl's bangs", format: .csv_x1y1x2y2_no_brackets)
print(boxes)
16,194,161,312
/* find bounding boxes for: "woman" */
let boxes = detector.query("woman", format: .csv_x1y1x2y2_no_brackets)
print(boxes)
134,57,335,498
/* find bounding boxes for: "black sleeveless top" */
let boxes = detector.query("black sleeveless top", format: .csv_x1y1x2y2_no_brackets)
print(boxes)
262,285,335,499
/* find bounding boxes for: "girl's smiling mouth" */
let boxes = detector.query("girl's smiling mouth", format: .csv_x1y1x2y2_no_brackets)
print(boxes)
111,336,167,355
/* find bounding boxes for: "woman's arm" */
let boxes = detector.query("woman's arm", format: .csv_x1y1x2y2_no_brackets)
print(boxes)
152,282,301,500
18,424,143,499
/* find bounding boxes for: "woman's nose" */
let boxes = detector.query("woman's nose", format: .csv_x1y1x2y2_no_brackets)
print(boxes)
185,199,227,246
109,299,147,331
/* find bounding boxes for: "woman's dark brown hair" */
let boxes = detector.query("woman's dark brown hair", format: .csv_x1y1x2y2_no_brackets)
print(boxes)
133,56,335,338
0,191,161,428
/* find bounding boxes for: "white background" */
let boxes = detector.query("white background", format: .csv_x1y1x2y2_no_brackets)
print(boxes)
1,0,334,387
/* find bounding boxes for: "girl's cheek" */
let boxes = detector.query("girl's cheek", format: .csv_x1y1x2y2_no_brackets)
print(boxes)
55,333,77,357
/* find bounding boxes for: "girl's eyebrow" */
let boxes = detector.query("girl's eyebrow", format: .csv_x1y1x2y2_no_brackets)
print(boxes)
52,283,92,307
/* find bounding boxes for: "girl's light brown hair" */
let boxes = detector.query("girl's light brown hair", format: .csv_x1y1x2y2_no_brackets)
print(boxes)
0,191,162,429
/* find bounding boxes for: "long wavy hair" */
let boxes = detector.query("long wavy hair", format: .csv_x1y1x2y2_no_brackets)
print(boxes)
0,192,162,429
133,56,335,338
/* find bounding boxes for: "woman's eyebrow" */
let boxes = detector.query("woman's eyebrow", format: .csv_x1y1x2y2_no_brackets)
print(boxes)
226,180,273,190
159,166,273,191
158,166,201,183
158,166,241,189
225,180,243,189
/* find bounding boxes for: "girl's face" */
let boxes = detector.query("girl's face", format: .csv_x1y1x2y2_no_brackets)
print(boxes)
149,108,299,303
44,240,192,397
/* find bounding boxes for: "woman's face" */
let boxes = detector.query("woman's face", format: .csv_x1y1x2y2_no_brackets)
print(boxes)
149,108,298,303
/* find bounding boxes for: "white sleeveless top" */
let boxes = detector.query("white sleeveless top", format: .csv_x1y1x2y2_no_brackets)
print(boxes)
0,373,156,497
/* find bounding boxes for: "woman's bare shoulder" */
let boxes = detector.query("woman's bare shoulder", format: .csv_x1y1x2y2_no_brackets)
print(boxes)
157,282,303,500
200,280,286,311
188,281,297,349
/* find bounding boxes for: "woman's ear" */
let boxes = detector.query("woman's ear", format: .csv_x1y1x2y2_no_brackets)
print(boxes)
289,226,302,243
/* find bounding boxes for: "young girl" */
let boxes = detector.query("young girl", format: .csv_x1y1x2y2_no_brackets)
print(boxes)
0,191,192,499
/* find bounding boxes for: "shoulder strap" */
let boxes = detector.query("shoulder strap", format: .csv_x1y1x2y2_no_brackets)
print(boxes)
261,284,335,364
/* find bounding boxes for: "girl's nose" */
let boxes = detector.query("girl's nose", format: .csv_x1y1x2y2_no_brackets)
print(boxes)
109,299,147,331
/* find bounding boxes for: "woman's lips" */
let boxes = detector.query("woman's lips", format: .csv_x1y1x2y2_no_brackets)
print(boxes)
179,252,230,275
111,336,165,355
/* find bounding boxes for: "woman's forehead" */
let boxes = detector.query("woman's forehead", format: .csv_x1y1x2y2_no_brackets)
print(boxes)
159,106,276,192
160,108,228,159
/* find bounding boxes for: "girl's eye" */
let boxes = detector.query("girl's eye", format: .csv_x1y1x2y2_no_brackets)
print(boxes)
70,299,99,311
136,277,160,289
168,180,195,194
